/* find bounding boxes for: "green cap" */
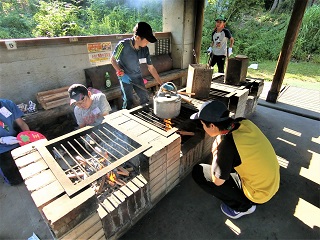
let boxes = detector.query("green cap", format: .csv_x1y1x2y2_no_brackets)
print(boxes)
215,15,226,22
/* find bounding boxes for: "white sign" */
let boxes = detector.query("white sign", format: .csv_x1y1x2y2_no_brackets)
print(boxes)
88,52,111,66
5,41,17,50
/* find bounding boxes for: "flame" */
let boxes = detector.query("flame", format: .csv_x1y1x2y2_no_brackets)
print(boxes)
109,172,116,182
164,119,172,131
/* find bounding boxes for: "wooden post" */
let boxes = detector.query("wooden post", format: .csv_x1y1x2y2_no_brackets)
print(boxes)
266,0,308,103
194,0,205,64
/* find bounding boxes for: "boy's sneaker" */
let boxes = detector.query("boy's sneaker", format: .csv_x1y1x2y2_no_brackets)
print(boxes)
221,203,256,219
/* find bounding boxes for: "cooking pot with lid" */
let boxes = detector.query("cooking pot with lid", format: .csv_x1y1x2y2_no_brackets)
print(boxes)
153,82,181,119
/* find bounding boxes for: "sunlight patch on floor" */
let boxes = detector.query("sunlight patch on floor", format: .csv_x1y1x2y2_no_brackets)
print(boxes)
225,219,241,235
294,198,320,229
277,155,289,168
299,150,320,185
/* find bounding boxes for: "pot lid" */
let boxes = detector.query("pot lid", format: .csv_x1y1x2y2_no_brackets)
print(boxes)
154,93,181,102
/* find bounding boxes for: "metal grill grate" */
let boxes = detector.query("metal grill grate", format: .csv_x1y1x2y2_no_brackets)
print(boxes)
128,106,198,132
38,121,150,196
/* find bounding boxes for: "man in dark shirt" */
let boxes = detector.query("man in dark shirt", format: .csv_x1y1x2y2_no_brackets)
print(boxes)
111,22,163,109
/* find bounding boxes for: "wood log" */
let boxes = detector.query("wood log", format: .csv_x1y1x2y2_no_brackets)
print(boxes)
97,175,107,194
177,91,195,96
117,166,130,176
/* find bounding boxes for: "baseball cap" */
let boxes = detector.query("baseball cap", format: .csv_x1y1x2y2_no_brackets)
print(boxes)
215,15,226,22
68,84,88,105
190,100,230,123
134,22,157,43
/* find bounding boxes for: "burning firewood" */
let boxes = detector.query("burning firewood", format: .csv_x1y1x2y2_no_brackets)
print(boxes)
107,171,125,186
96,175,107,194
117,166,130,176
107,180,116,187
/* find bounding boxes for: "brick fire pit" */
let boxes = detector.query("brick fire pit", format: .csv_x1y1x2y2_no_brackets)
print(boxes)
11,104,213,239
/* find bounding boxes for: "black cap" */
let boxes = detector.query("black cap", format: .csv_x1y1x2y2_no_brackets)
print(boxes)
134,22,157,43
68,84,88,105
190,100,230,122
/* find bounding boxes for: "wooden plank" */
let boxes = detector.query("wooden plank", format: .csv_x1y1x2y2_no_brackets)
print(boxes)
19,159,48,179
43,97,69,109
39,91,69,102
88,228,105,240
42,187,96,225
25,169,57,192
31,180,64,208
37,86,70,97
14,151,43,167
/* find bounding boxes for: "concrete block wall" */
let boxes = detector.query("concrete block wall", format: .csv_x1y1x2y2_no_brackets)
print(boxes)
0,33,168,105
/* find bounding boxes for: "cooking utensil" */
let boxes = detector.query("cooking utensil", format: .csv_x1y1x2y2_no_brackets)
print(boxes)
153,82,181,119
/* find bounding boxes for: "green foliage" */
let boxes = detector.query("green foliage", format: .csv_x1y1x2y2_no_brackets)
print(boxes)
33,1,83,37
83,0,162,35
202,1,320,63
234,14,289,61
292,5,320,62
0,0,37,39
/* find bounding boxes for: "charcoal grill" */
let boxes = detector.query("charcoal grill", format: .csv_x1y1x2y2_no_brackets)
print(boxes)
124,105,202,136
36,121,150,196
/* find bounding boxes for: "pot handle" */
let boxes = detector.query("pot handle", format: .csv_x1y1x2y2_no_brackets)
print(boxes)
159,82,177,94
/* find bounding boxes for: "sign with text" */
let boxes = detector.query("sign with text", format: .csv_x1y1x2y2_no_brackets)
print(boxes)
87,42,112,66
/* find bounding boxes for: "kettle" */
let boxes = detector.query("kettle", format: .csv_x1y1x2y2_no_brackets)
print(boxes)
153,82,181,119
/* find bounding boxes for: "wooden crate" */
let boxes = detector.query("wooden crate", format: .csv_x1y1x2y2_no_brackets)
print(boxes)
186,64,213,99
36,86,70,110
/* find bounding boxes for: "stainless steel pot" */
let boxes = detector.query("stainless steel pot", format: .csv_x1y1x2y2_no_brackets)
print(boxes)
153,82,181,119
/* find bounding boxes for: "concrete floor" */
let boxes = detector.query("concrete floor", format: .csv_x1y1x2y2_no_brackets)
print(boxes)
120,104,320,239
0,83,319,239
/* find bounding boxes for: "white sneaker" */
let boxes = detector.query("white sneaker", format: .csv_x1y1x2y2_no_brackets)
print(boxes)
221,203,256,219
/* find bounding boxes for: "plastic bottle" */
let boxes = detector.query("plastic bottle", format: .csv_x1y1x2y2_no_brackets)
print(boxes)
105,72,111,88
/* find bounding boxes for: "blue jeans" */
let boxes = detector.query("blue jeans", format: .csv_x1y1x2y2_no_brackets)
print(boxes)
120,77,149,109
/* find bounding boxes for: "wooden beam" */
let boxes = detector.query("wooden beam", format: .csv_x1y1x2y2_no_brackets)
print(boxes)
266,0,308,103
194,0,205,64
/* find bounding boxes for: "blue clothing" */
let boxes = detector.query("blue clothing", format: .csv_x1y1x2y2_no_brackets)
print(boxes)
112,37,151,109
112,37,152,80
0,99,24,154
